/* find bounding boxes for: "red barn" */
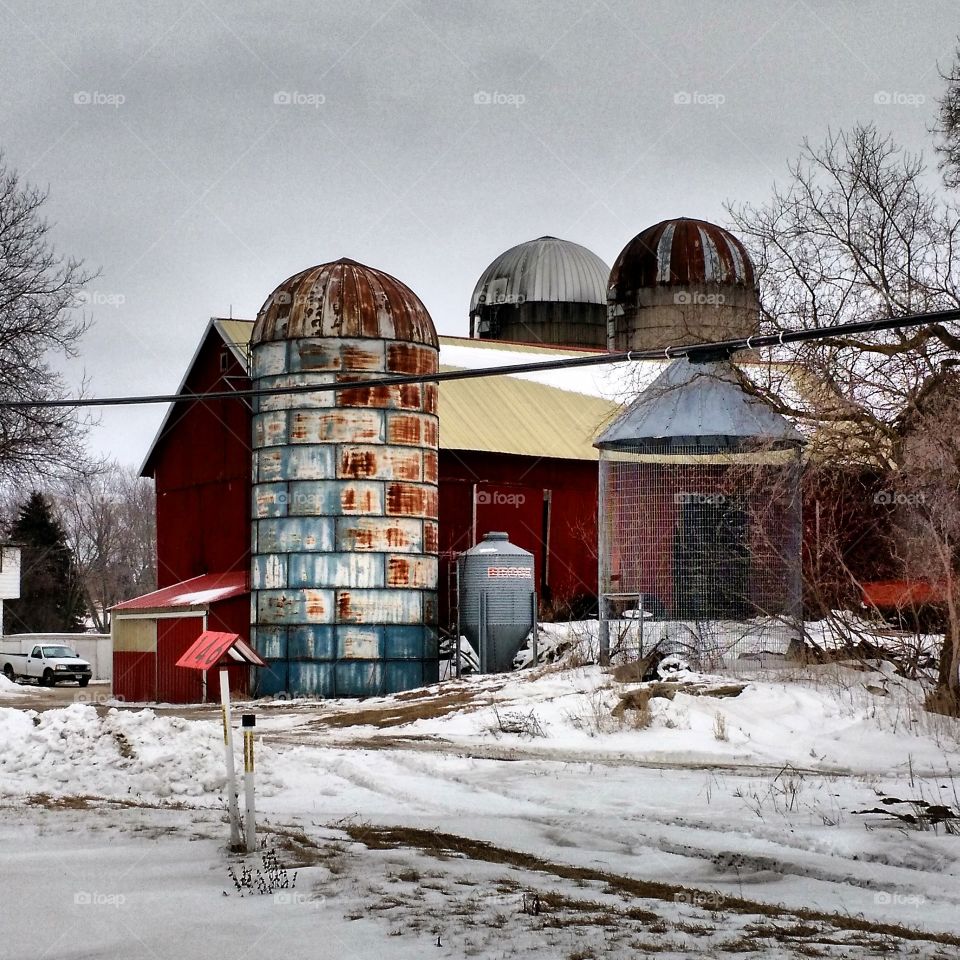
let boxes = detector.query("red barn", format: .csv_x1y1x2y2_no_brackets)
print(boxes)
111,318,618,702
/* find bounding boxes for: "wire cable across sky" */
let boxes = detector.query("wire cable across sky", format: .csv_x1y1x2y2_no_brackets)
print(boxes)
3,308,958,409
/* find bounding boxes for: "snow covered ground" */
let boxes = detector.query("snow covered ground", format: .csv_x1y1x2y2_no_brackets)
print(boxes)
1,660,959,959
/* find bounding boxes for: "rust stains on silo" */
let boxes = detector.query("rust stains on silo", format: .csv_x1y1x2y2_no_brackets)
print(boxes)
387,342,438,375
424,521,438,554
386,483,439,518
423,450,439,484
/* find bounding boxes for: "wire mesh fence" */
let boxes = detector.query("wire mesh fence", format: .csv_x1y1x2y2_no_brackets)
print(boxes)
598,444,803,672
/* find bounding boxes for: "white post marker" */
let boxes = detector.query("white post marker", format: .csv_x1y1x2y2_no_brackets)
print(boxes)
219,669,241,848
242,713,256,853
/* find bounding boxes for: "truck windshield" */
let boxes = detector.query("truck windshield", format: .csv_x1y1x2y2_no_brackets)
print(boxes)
40,646,79,658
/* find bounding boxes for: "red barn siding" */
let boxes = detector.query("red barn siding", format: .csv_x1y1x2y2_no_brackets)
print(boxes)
113,652,156,703
147,330,252,587
438,450,599,629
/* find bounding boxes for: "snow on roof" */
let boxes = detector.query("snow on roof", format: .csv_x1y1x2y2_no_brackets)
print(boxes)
112,572,248,612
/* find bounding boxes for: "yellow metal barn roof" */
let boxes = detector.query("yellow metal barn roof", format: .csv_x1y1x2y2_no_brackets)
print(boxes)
210,320,617,462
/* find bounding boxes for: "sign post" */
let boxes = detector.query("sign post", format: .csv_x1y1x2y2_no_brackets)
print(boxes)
220,670,242,848
242,713,256,853
174,630,266,851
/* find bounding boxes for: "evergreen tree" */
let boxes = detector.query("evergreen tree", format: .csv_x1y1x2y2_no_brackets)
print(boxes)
5,491,85,633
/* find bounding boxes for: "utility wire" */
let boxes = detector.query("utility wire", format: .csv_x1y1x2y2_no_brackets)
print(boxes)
3,308,958,409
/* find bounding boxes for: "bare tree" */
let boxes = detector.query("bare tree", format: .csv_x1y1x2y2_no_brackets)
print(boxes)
888,376,960,708
52,462,156,631
727,125,960,455
726,125,960,711
0,151,94,482
935,39,960,190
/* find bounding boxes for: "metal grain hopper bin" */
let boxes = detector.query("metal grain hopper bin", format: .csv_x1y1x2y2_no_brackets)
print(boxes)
459,532,535,672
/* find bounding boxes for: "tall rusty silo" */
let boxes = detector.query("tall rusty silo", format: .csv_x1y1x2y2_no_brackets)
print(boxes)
249,258,440,698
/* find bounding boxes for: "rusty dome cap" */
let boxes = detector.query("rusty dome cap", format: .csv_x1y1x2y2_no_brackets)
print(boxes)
609,218,756,299
253,258,439,347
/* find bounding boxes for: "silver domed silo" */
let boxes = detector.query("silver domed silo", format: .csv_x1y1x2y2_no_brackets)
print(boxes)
459,532,535,672
470,236,610,348
249,258,440,697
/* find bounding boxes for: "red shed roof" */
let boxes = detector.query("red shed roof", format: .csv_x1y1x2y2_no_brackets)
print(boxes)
112,571,248,612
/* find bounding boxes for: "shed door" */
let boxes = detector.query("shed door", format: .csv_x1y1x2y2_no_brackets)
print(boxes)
156,616,205,703
673,498,750,619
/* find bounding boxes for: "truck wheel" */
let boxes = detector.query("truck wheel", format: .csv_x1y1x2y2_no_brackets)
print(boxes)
78,678,89,688
41,669,54,687
2,664,15,682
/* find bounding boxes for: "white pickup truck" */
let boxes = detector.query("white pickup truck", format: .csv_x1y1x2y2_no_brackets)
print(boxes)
1,643,92,687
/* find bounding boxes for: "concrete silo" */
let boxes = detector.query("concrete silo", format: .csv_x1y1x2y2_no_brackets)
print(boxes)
249,258,440,697
608,218,760,352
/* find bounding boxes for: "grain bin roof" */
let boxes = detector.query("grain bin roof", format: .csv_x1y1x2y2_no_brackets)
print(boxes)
596,358,804,453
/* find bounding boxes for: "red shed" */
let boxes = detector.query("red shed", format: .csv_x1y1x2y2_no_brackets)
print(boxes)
111,571,250,702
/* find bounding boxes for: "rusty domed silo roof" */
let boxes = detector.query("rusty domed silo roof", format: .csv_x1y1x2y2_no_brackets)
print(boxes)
253,258,438,346
609,218,756,298
470,237,609,313
596,359,803,453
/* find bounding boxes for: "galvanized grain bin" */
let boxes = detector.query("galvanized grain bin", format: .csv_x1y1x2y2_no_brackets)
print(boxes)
459,532,535,672
250,258,440,697
596,358,804,668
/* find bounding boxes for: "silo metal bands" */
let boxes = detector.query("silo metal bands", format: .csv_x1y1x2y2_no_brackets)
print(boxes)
249,259,440,697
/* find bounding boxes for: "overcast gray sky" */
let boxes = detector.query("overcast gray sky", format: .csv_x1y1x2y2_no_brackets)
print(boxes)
0,0,955,468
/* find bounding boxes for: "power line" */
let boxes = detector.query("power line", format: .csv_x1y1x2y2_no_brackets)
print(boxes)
2,308,958,409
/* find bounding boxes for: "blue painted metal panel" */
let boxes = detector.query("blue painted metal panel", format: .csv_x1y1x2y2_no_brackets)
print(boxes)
334,517,423,553
255,373,338,412
288,552,384,589
251,554,287,590
256,589,335,625
256,659,289,697
288,625,336,660
253,626,288,661
254,483,290,518
288,661,335,698
385,660,427,694
287,480,384,517
335,660,383,697
337,625,384,660
257,517,334,553
384,625,429,659
335,588,422,624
